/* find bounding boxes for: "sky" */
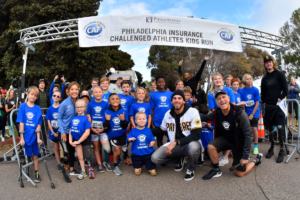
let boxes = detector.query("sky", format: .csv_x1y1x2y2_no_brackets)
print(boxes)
97,0,300,82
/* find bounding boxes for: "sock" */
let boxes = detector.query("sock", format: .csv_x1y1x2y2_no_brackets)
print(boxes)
254,143,258,149
35,170,38,174
104,150,110,163
211,163,220,171
114,163,118,168
123,150,128,159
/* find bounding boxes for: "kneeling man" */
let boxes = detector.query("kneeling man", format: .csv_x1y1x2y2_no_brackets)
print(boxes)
200,90,262,180
151,90,202,181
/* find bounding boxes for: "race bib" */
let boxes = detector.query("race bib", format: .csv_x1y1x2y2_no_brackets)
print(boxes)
51,120,58,129
92,120,103,129
246,100,254,107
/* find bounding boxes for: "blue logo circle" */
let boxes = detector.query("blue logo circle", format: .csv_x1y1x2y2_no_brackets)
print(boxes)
220,31,233,41
86,23,103,36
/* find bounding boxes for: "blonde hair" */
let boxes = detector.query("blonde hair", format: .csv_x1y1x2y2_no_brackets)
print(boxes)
6,88,14,101
242,74,253,87
175,80,184,87
135,87,146,101
182,86,192,94
75,99,87,108
135,112,146,119
225,75,233,79
27,86,40,98
210,72,224,96
53,90,62,96
93,86,103,94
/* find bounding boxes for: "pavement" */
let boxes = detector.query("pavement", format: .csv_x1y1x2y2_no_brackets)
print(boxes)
0,141,300,200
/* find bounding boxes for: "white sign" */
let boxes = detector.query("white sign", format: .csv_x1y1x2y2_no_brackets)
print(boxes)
78,15,243,52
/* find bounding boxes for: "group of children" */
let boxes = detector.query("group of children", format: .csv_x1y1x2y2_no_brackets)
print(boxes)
16,76,215,183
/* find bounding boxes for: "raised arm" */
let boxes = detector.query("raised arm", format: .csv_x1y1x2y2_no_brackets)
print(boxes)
189,56,209,82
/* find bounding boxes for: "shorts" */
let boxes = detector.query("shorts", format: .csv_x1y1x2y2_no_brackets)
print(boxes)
24,141,40,156
250,118,259,128
209,136,244,171
90,133,109,142
131,153,156,170
110,134,127,147
264,105,285,128
73,137,91,146
50,139,59,144
288,101,298,116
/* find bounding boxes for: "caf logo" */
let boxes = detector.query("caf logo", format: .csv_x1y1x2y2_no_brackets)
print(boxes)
138,107,146,113
73,119,80,126
222,121,230,130
137,134,146,142
247,94,252,99
121,99,127,105
237,97,241,102
52,113,58,119
26,112,34,120
112,117,120,124
160,96,167,102
94,106,102,113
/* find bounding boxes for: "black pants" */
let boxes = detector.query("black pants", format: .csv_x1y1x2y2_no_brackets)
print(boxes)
7,113,19,136
0,115,6,137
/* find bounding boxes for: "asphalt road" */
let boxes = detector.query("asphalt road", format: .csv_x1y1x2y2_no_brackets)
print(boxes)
0,141,300,200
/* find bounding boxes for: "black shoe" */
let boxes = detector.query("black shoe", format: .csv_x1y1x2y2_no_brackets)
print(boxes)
161,163,167,167
202,169,222,180
34,172,41,183
254,153,263,166
276,149,284,163
174,157,185,171
184,169,195,181
57,164,62,172
265,147,274,158
197,160,205,166
69,169,81,175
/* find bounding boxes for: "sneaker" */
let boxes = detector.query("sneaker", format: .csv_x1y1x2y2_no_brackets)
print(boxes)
114,166,123,176
219,157,229,166
89,171,95,179
69,169,81,176
265,147,274,159
103,162,113,171
98,164,104,173
184,157,188,164
77,171,87,180
253,147,259,155
184,169,195,181
202,169,222,180
254,153,263,166
218,155,224,161
197,160,205,166
276,148,284,163
174,157,185,172
1,136,4,142
125,157,132,166
64,164,69,170
148,169,157,176
5,134,10,138
34,172,41,183
57,164,62,172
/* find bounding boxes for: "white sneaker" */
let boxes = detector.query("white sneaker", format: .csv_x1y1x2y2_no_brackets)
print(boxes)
219,157,229,166
5,134,10,138
218,155,224,161
1,136,4,142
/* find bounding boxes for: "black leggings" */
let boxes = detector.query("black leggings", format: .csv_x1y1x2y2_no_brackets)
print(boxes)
0,115,6,137
7,113,19,136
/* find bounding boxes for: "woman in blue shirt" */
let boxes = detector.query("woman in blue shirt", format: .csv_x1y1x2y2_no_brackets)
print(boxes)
288,76,300,127
57,81,80,176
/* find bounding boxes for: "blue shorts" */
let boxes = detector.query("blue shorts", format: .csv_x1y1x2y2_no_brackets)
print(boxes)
131,153,156,170
24,141,40,156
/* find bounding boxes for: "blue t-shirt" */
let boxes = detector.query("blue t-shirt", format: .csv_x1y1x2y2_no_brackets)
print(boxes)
45,105,59,140
102,92,111,103
290,84,296,99
240,86,261,118
129,102,152,126
201,123,214,148
70,115,91,141
105,107,127,139
149,90,173,127
87,100,109,134
149,91,156,96
233,92,242,104
127,127,155,156
118,94,135,122
187,100,193,106
17,103,42,146
208,86,235,109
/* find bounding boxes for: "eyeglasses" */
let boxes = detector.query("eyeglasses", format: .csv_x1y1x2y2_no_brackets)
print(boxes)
53,95,60,98
76,106,85,109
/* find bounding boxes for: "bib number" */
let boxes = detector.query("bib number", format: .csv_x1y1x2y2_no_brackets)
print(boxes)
51,120,58,129
246,100,254,107
92,121,103,129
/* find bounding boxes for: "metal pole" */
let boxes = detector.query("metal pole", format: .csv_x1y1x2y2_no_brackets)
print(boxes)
280,51,284,71
22,47,28,74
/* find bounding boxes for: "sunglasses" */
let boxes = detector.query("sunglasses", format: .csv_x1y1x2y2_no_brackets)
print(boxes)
53,95,61,98
76,106,85,109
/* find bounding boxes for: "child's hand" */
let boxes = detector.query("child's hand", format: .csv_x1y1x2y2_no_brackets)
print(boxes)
149,141,155,147
12,104,16,109
118,112,125,121
53,133,58,138
38,139,43,146
128,137,136,142
20,139,25,146
105,113,111,121
202,122,207,127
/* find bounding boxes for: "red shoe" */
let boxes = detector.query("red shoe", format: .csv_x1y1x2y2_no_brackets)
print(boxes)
126,157,132,166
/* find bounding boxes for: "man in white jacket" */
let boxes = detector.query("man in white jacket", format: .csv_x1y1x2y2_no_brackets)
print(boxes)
151,90,202,181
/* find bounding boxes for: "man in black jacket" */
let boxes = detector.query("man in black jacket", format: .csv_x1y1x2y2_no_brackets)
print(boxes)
200,90,262,180
178,56,209,96
261,55,288,163
151,90,202,181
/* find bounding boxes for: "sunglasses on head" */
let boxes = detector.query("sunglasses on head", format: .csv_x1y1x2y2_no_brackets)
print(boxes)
53,95,60,98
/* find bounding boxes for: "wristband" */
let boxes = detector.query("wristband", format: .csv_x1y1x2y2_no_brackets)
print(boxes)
35,129,41,133
19,130,25,134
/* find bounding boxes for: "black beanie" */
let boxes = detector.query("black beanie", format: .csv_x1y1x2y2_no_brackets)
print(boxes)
171,90,185,100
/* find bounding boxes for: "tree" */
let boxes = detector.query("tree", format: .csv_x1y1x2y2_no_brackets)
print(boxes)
147,45,267,94
279,8,300,78
0,0,134,89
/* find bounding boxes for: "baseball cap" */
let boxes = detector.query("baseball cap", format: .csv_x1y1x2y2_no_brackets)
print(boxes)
130,88,135,92
215,89,228,98
263,55,274,63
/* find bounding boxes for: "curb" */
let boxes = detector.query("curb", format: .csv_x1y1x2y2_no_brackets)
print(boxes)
0,137,20,146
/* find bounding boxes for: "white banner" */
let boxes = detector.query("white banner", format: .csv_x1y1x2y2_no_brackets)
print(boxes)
78,15,243,52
